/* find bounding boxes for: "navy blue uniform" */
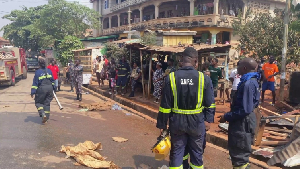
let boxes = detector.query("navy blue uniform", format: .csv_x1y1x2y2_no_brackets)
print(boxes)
31,68,55,119
224,73,260,168
157,66,214,168
116,61,130,91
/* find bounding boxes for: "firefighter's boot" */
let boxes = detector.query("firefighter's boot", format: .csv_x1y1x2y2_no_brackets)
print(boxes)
41,112,47,124
79,94,82,101
76,94,79,100
129,91,134,97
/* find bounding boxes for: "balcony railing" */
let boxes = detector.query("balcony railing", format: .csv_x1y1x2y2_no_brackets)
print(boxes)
102,15,237,36
111,0,150,12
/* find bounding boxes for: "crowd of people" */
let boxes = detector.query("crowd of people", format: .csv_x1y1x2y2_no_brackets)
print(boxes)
90,55,178,103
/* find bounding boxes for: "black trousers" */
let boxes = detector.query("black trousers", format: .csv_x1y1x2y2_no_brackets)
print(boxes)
228,112,256,167
35,84,53,118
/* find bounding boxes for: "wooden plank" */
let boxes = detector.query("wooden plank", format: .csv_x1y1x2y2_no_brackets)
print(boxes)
280,101,295,110
260,141,289,146
255,119,267,146
140,50,145,98
266,135,288,141
254,108,262,143
259,106,294,123
148,53,153,99
265,127,292,133
264,130,288,137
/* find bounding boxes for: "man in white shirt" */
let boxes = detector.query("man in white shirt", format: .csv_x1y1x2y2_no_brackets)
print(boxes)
229,62,241,105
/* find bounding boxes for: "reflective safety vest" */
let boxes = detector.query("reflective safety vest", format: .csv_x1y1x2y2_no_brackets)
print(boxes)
169,71,205,114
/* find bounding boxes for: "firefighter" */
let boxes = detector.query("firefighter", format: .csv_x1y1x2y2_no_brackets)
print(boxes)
74,59,83,101
116,56,130,95
218,58,260,169
157,47,214,168
31,58,55,124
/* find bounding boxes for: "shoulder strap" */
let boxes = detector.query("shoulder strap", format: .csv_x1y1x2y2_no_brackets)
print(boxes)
43,68,49,79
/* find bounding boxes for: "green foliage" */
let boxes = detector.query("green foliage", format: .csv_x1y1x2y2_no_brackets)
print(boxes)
141,32,157,47
1,0,100,51
103,43,128,60
1,6,45,51
232,9,300,63
57,36,83,66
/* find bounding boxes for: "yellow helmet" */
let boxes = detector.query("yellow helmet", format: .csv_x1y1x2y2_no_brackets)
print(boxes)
152,135,171,161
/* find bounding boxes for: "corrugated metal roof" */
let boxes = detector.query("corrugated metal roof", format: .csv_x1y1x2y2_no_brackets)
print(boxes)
72,46,103,52
140,44,231,53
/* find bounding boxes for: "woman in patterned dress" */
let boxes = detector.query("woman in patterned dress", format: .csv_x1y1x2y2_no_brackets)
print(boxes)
152,62,164,103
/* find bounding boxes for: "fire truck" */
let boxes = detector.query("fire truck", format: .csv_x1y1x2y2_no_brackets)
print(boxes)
0,47,28,86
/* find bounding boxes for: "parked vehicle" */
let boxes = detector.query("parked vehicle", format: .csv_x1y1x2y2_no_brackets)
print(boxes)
0,47,27,86
26,57,39,71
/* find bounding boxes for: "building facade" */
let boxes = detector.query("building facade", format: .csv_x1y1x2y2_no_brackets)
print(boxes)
91,0,285,46
0,37,10,48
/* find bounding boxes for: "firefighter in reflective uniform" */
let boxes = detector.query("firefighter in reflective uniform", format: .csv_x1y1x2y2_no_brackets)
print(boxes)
31,58,55,124
157,47,214,169
218,58,260,169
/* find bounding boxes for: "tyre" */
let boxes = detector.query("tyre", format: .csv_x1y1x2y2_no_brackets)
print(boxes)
10,70,15,86
22,66,27,79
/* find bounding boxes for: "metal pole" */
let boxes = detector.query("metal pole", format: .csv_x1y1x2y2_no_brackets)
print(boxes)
279,0,290,102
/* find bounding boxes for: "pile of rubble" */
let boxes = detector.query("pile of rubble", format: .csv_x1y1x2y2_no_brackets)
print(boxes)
219,102,300,168
60,141,118,169
79,101,114,111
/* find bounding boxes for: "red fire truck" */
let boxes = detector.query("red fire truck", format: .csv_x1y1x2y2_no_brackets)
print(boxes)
0,47,27,86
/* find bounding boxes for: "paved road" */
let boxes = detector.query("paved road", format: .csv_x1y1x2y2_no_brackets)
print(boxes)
0,73,262,169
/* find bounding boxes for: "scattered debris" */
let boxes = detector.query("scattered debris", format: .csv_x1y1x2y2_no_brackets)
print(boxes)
158,165,168,169
218,123,228,132
126,113,131,116
79,102,113,111
79,109,89,112
111,104,122,110
112,137,128,143
60,140,118,168
2,105,9,108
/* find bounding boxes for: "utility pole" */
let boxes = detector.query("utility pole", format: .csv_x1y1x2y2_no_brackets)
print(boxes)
279,0,290,102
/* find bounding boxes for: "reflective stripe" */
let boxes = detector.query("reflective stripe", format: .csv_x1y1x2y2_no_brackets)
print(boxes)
205,103,216,109
170,165,183,169
120,68,127,70
31,86,38,89
52,83,54,85
118,75,126,76
44,111,50,114
159,107,171,113
169,72,204,114
183,153,189,160
197,72,204,108
172,108,203,114
39,75,52,80
37,107,43,110
169,72,177,109
233,163,249,169
190,163,204,169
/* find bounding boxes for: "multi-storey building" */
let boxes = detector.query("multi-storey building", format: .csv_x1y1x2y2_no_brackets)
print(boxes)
90,0,285,46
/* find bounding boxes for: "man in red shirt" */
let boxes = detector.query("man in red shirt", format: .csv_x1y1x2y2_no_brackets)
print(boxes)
47,59,59,92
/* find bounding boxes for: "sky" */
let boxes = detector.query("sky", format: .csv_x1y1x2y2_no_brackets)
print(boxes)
0,0,93,36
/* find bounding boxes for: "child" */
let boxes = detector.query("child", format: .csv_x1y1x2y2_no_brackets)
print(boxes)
109,60,117,95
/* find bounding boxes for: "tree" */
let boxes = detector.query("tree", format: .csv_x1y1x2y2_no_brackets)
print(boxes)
103,43,128,59
233,9,300,63
1,0,100,50
1,6,45,51
140,32,157,47
57,35,83,66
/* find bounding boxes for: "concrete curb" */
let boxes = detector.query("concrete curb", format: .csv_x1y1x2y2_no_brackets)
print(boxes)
83,85,279,169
